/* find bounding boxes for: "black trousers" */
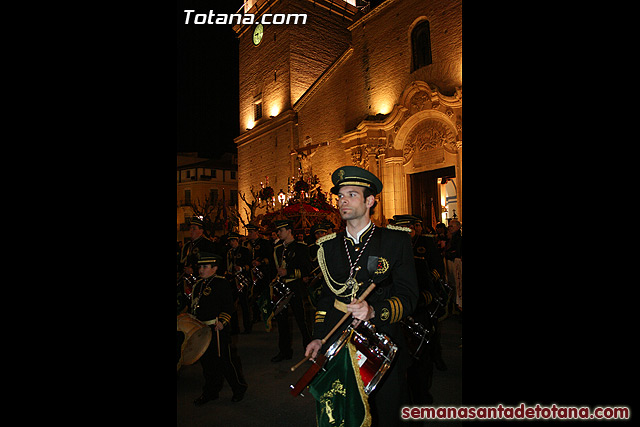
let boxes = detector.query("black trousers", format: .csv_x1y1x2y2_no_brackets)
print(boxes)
406,308,436,404
407,350,434,405
274,286,311,355
199,327,247,397
237,288,252,332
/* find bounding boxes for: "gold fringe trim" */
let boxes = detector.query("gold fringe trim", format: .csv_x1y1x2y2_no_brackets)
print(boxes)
347,339,372,427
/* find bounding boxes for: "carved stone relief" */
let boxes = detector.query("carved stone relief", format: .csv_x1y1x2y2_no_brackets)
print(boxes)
350,135,392,169
403,120,457,164
351,146,368,169
409,90,430,114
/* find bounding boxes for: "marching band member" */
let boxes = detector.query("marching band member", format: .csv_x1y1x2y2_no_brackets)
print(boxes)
306,222,329,308
391,214,442,405
270,219,313,362
226,232,253,334
244,224,275,323
179,216,223,277
305,166,419,427
192,252,248,406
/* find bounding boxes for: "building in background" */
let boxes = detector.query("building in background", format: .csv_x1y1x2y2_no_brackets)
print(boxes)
233,0,462,230
177,152,239,242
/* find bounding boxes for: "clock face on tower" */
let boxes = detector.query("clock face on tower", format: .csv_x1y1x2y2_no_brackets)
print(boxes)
253,23,264,45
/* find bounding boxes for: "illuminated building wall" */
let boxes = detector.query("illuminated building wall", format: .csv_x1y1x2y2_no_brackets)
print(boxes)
234,0,462,230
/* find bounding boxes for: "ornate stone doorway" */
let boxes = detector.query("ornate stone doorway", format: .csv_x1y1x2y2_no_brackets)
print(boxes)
409,165,456,229
338,81,462,224
383,81,462,222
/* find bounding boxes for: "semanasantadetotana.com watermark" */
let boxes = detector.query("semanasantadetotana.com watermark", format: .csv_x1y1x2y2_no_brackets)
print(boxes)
183,10,307,25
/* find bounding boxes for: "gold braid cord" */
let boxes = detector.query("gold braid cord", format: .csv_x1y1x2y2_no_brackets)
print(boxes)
317,244,359,298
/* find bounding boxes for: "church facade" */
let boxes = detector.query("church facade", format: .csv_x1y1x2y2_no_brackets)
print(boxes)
233,0,462,229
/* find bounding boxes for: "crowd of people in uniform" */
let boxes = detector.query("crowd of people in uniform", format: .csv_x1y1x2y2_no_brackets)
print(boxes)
176,165,462,425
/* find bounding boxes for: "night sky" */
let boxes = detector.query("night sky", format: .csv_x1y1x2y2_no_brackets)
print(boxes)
177,0,241,159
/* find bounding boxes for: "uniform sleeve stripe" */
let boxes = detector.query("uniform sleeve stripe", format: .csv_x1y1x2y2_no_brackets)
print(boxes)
395,297,403,322
386,297,403,323
386,298,397,323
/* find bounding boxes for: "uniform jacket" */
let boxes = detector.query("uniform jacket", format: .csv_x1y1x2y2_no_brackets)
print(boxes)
312,222,419,348
226,245,252,273
191,275,234,340
246,237,275,280
273,240,312,285
409,233,445,315
181,236,219,273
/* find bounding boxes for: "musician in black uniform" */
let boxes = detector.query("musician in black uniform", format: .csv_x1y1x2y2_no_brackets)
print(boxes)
180,216,225,277
244,224,275,322
306,222,329,308
393,214,444,299
308,223,328,263
270,219,313,362
389,215,435,405
305,166,419,427
192,252,248,406
412,216,448,371
226,232,253,334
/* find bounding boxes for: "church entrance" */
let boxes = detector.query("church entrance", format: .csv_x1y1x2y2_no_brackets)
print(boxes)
409,165,457,230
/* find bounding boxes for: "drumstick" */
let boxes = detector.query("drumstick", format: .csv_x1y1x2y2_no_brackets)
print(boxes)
215,317,221,357
290,281,377,372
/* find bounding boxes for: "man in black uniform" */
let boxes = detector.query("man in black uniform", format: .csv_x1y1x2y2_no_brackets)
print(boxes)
191,252,248,406
389,215,439,405
226,232,253,334
270,219,313,362
306,222,329,308
399,215,449,368
244,224,275,322
411,215,448,371
305,166,419,427
180,216,224,278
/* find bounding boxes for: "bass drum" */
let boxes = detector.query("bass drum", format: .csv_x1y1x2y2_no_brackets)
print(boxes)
325,321,397,395
177,313,212,367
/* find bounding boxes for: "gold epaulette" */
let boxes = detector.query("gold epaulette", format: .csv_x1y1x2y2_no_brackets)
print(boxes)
317,232,336,245
386,224,411,233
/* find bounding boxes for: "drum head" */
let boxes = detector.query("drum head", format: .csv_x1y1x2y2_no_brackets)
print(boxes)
181,325,212,365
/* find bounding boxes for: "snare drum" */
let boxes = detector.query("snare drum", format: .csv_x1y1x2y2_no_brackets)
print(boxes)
271,280,293,316
401,315,434,359
177,313,212,366
325,321,397,395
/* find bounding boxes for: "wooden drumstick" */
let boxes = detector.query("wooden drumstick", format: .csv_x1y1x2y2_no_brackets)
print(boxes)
215,317,221,357
290,353,313,372
290,281,377,372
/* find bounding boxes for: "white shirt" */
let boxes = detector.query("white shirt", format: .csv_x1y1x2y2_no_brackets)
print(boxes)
346,220,372,243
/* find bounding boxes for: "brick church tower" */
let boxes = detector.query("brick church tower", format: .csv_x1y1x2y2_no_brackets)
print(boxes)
234,0,462,230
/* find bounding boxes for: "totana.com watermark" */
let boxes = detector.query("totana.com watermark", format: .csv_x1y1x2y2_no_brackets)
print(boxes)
183,10,307,25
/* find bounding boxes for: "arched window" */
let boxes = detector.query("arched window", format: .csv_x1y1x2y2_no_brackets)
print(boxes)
411,20,432,72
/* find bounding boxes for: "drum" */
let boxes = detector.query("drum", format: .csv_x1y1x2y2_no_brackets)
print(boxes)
179,273,198,297
177,313,212,367
271,280,293,316
401,315,434,359
325,321,397,395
